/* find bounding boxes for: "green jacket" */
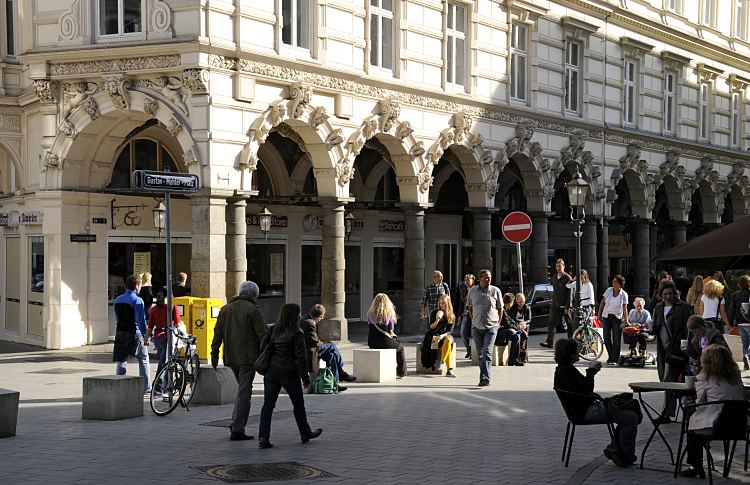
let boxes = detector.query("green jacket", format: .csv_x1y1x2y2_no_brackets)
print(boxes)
211,295,267,368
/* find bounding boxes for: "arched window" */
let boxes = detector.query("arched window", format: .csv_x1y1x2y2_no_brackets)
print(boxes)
109,138,178,189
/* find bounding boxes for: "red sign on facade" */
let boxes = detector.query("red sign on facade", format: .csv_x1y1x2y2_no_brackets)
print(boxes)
501,211,533,244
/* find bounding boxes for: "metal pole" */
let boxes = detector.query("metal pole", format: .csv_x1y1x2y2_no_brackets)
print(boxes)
165,192,172,363
516,242,524,295
576,214,583,312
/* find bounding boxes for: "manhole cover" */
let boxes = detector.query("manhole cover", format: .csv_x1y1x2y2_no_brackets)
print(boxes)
24,356,81,363
28,368,98,374
194,462,336,483
201,411,320,428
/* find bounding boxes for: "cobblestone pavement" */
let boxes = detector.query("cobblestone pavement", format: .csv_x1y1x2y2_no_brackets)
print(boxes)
1,329,749,485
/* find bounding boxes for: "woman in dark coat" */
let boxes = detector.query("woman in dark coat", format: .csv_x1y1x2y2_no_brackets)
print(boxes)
257,303,322,449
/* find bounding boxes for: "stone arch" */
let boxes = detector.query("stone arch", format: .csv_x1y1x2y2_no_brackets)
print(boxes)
256,139,296,197
48,87,201,189
657,151,691,222
428,158,464,205
610,142,651,219
693,157,722,224
0,139,23,191
426,111,494,208
362,158,396,201
550,130,605,215
726,163,750,219
241,82,346,199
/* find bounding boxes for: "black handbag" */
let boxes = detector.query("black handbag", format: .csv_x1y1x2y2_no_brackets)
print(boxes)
254,326,274,375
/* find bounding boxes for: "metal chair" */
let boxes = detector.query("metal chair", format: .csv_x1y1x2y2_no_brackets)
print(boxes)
554,387,615,467
674,400,749,485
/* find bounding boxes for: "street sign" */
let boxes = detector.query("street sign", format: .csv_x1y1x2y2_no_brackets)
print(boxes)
131,170,200,192
70,234,96,242
501,211,533,244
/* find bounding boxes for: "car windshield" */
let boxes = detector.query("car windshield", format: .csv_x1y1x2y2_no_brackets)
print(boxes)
526,285,553,302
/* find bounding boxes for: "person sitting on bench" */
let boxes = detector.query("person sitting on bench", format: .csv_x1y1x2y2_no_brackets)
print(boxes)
299,304,357,390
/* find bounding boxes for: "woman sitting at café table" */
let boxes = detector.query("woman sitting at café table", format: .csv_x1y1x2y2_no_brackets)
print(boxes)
679,344,744,478
685,315,728,370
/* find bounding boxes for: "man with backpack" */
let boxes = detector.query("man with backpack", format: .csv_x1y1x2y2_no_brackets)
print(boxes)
300,304,357,391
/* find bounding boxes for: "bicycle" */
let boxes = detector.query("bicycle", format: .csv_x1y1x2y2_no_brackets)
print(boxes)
570,305,604,361
150,327,200,416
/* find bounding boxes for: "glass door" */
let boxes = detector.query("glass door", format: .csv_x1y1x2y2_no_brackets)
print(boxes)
4,237,20,332
27,236,44,337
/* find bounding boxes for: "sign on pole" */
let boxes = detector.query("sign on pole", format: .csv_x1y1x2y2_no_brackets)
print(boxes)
501,211,533,294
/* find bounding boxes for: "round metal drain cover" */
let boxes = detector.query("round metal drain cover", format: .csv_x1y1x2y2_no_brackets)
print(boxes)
195,462,336,483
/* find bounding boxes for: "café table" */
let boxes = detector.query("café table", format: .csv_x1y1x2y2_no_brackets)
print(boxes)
628,381,696,468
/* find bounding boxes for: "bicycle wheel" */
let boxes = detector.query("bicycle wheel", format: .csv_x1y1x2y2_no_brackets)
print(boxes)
181,353,200,408
150,361,187,416
573,327,604,361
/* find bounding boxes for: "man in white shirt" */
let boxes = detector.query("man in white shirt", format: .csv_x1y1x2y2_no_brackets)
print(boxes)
597,274,629,365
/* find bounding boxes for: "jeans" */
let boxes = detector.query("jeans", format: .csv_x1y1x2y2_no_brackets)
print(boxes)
152,336,168,392
739,324,750,359
460,315,473,355
317,342,346,381
230,365,256,434
582,400,639,459
472,326,499,382
602,315,623,363
259,371,312,440
505,328,522,364
115,333,151,392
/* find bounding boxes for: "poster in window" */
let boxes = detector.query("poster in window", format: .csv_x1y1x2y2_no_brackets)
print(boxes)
270,253,284,286
134,252,151,278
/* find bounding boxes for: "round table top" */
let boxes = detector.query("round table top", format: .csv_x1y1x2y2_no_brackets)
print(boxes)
628,381,695,393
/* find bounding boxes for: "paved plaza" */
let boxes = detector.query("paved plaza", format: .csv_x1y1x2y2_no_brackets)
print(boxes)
1,329,749,485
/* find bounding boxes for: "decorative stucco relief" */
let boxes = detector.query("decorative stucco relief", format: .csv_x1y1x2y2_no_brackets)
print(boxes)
62,82,99,119
59,0,81,41
49,55,181,76
104,75,131,110
143,97,159,117
33,80,58,104
150,0,173,34
43,151,62,171
0,114,21,132
182,69,209,95
553,131,604,201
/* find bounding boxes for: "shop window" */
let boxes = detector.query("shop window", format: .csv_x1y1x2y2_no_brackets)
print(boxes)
370,0,394,72
248,242,286,322
109,138,178,189
282,0,311,50
345,245,361,320
446,2,466,87
99,0,142,36
30,236,44,293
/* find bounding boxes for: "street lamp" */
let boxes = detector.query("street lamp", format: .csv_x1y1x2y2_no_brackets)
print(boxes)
344,212,356,240
152,201,166,236
257,207,273,239
566,169,589,325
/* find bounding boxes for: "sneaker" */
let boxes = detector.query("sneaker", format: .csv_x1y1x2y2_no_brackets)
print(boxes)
464,351,471,358
446,369,456,378
478,379,490,387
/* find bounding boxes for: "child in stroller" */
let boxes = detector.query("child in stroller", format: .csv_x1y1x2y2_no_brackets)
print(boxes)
620,297,652,366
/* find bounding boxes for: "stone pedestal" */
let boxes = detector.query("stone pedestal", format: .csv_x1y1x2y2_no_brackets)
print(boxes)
225,198,247,298
320,203,348,342
82,376,143,420
529,213,549,284
192,367,238,405
415,343,457,375
632,219,650,301
353,349,397,383
0,388,19,438
472,211,493,274
191,192,229,298
403,206,426,334
470,344,507,366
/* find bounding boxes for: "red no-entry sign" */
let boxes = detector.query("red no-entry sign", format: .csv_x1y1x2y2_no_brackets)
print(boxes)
502,211,533,244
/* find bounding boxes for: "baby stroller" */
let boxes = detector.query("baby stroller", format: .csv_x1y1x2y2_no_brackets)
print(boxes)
618,324,651,367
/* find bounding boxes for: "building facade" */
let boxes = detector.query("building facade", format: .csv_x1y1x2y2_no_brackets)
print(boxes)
1,0,749,348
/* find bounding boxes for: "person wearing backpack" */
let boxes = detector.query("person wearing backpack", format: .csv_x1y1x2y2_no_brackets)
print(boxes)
299,304,357,390
257,303,322,449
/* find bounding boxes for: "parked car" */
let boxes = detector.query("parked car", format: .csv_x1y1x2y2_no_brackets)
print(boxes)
525,283,554,332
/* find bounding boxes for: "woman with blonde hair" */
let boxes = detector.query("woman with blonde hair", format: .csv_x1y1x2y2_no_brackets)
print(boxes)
139,272,154,310
685,276,704,315
420,294,456,377
367,293,406,378
678,344,744,478
566,269,595,311
699,279,730,334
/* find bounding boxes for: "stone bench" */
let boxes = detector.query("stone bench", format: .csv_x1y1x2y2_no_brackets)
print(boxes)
82,376,143,420
353,348,397,383
0,388,19,438
416,341,458,375
470,343,509,366
192,367,237,405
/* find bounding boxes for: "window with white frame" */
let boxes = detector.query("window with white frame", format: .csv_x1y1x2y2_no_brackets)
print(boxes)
703,0,715,27
731,91,741,147
282,0,311,50
623,60,637,126
736,0,747,38
564,41,580,113
511,23,528,101
664,71,677,134
5,0,15,56
370,0,394,71
98,0,142,36
446,3,466,86
699,82,709,141
665,0,677,12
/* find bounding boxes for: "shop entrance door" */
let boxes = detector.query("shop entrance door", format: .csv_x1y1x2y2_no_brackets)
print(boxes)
27,236,44,337
4,237,20,332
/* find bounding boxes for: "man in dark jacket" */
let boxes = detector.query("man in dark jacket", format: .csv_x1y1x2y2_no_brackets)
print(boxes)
541,259,572,348
299,304,356,389
211,281,267,441
651,280,692,421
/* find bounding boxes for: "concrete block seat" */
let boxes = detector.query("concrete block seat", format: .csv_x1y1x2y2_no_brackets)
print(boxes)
82,376,143,420
0,388,20,438
470,343,509,366
416,342,458,375
353,348,397,383
192,367,237,405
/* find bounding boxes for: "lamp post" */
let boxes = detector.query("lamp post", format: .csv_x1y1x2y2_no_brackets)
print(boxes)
566,168,589,327
257,207,273,239
344,212,356,240
152,202,166,237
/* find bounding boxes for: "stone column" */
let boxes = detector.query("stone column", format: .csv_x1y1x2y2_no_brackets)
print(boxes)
191,191,228,298
633,219,651,301
597,218,610,295
671,221,687,247
582,218,598,294
225,198,247,298
403,206,425,334
319,202,348,342
529,212,549,284
471,210,493,274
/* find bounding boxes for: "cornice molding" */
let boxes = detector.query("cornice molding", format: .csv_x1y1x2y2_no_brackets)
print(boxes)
660,50,691,66
561,16,600,37
696,63,724,83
